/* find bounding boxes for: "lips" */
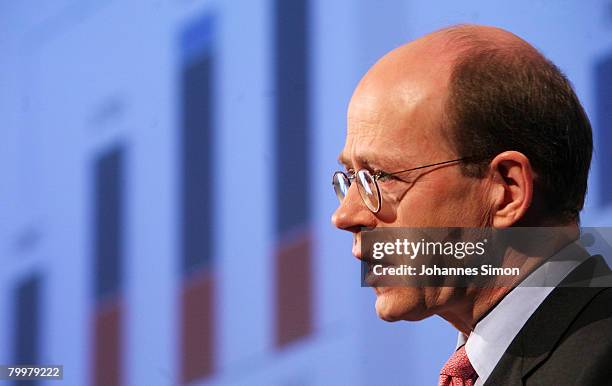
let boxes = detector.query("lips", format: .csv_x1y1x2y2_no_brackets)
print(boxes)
352,243,362,260
352,235,382,264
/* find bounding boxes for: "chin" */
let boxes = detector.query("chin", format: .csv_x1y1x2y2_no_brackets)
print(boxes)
374,287,429,322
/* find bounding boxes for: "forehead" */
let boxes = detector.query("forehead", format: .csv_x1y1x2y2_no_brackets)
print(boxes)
340,85,452,169
340,37,457,169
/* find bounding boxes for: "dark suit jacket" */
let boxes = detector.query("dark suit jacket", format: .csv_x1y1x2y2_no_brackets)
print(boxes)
485,255,612,386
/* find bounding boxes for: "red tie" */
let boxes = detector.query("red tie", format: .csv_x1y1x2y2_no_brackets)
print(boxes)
439,345,477,386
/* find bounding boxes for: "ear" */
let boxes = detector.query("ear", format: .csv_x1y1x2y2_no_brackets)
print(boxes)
488,151,534,227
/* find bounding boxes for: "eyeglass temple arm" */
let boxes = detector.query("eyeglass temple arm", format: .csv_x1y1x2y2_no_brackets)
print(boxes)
386,157,476,177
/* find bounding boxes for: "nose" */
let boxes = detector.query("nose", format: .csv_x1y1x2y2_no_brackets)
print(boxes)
331,183,377,233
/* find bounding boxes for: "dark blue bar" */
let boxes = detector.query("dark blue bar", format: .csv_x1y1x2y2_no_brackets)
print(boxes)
94,146,124,301
13,274,41,386
181,16,214,275
274,0,310,235
596,55,612,207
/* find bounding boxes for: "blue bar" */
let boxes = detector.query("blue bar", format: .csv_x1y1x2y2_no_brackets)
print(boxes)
274,0,310,235
13,274,41,386
94,146,124,301
180,15,215,275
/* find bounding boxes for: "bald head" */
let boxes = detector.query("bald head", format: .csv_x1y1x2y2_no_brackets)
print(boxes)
348,24,541,150
351,24,540,114
345,23,592,224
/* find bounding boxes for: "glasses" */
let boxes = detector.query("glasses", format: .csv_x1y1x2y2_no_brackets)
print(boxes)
332,157,471,213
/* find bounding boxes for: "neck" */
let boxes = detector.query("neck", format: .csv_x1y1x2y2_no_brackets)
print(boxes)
436,223,580,335
437,287,512,335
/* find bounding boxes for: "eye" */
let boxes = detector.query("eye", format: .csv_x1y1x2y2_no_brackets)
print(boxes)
375,171,396,183
345,169,356,179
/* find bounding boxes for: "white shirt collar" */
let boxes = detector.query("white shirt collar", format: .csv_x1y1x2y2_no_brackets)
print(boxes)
455,241,590,386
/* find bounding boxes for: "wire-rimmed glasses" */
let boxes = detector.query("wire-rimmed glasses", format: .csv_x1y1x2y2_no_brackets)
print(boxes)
332,157,472,213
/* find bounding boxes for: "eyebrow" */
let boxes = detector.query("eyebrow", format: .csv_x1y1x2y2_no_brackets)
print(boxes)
337,152,407,171
338,154,372,169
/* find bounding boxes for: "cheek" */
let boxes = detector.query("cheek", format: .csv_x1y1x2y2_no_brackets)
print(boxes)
394,176,486,227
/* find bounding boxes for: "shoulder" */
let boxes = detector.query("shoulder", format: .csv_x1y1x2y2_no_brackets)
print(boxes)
537,286,612,356
528,287,612,384
564,287,612,343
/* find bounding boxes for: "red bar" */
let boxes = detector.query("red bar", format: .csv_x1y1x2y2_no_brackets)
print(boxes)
93,299,122,386
181,271,214,383
275,230,313,348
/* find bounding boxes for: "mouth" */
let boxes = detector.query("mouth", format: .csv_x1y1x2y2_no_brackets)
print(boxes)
352,236,388,264
352,231,398,288
351,227,377,261
351,242,362,260
351,232,363,260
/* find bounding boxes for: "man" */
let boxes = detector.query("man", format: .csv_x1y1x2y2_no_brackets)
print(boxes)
331,24,612,385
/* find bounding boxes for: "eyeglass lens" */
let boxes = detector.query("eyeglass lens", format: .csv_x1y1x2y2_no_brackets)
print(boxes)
332,170,381,213
333,172,350,202
356,170,380,212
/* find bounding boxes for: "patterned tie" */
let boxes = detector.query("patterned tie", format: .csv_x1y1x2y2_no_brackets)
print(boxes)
438,345,477,386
